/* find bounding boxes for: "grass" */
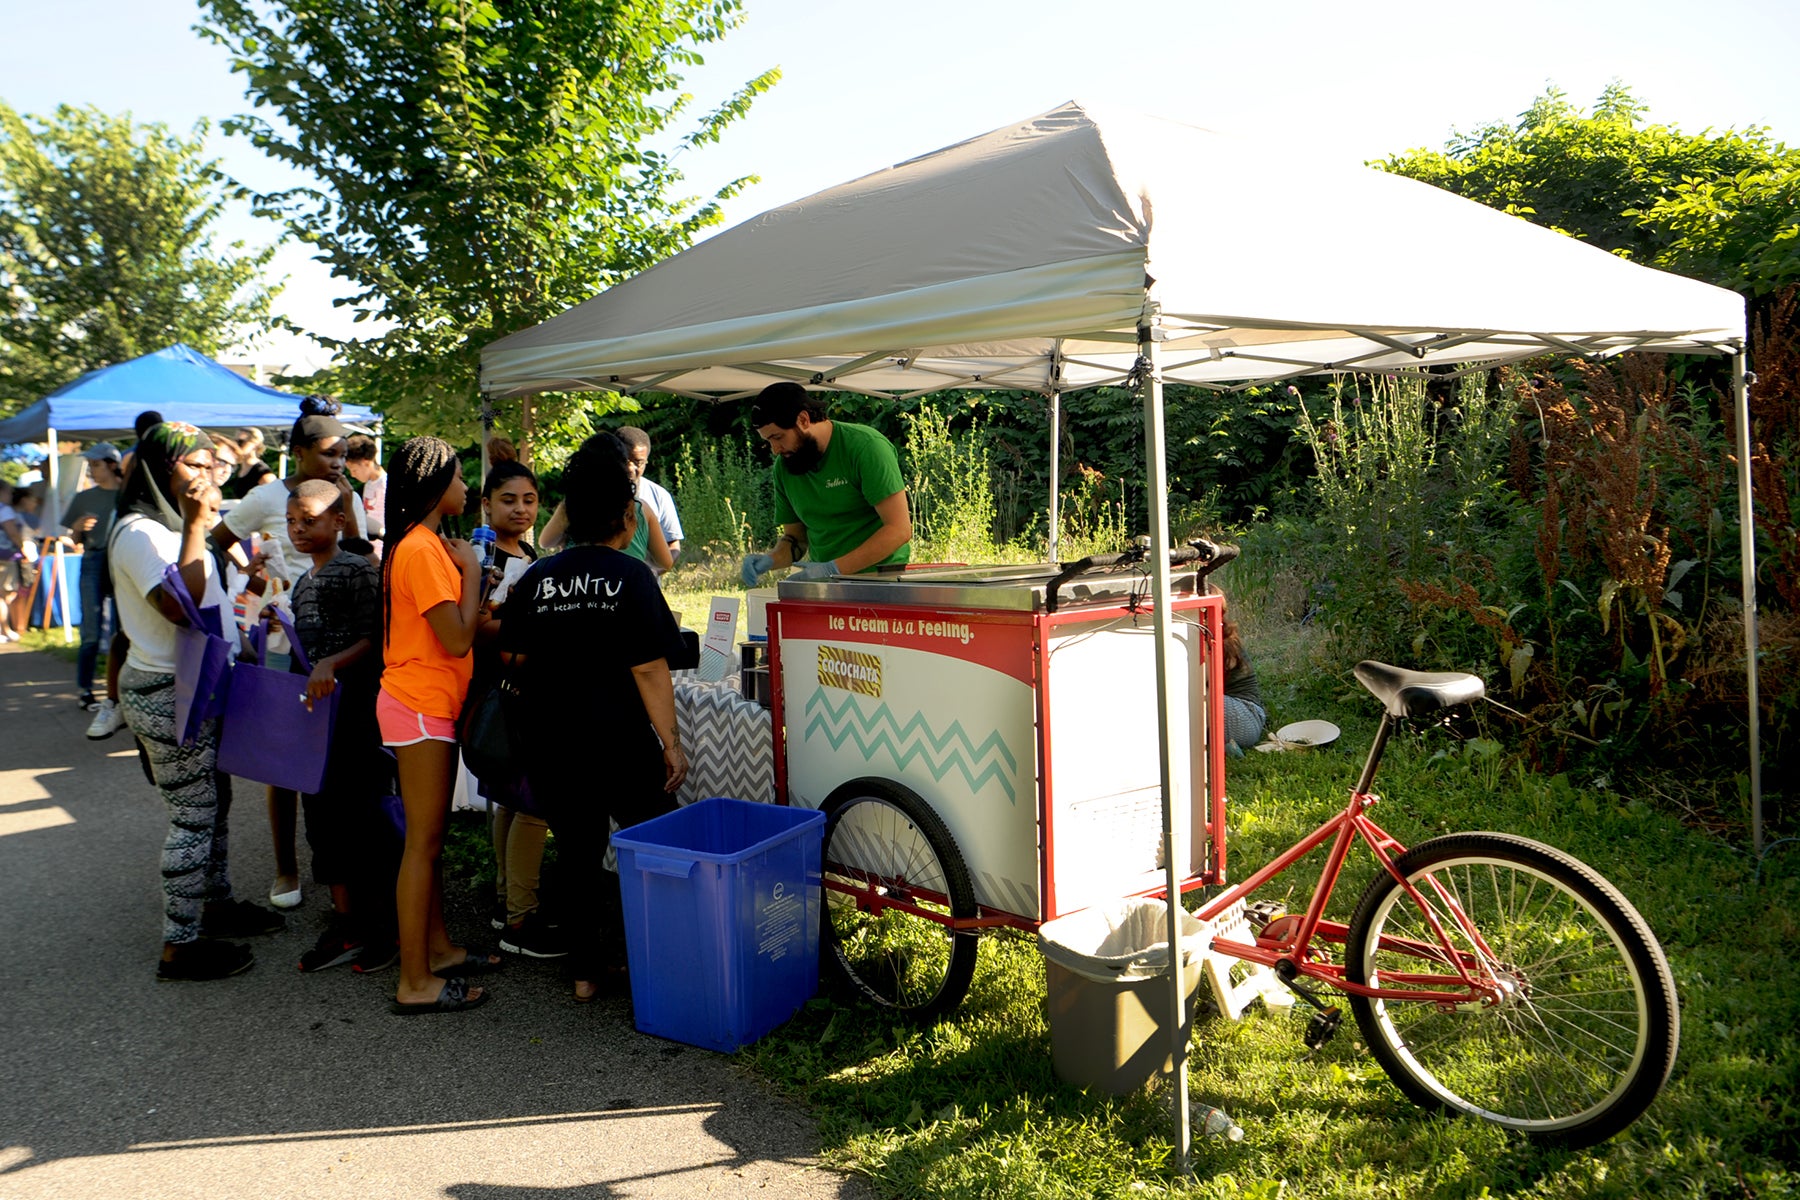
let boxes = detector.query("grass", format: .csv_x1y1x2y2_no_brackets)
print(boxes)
649,529,1799,1198
16,625,82,664
58,507,1780,1197
736,720,1799,1198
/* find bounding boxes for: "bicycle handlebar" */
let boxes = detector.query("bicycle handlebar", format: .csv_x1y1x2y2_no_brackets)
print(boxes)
1045,537,1240,613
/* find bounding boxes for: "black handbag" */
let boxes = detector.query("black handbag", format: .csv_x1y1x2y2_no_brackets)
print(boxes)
458,673,522,784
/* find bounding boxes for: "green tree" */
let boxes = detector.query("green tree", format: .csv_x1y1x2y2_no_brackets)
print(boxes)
197,0,778,459
0,103,276,414
1632,166,1800,298
1378,83,1800,290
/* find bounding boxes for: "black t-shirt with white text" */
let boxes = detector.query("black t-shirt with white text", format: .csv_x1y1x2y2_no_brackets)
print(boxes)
497,544,683,790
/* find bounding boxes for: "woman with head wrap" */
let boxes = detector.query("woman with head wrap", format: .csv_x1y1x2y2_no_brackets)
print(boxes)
109,422,285,981
211,396,368,911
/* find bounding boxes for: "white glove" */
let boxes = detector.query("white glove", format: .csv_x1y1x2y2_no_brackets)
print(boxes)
741,552,775,587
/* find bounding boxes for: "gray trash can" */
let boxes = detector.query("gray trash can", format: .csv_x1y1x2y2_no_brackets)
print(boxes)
1037,898,1205,1094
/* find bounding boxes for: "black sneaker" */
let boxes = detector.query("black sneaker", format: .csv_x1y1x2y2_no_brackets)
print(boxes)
200,898,287,939
298,917,363,972
488,901,508,932
353,941,400,974
500,912,569,959
77,691,99,712
157,940,254,981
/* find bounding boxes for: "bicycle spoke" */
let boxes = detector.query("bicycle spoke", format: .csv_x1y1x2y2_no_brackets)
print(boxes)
1350,840,1671,1141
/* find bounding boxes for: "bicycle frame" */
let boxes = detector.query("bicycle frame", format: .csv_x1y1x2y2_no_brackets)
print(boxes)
818,708,1509,1008
1194,712,1507,1008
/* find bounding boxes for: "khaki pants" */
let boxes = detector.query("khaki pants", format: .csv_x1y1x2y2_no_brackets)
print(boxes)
491,805,549,924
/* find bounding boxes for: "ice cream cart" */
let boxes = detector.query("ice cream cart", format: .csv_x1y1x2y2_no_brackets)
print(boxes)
769,545,1233,1017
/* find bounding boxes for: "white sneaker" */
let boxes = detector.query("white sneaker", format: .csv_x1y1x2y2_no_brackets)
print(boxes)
85,698,126,740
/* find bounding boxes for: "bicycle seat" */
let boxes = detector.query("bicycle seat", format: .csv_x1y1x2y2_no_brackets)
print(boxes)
1353,661,1485,718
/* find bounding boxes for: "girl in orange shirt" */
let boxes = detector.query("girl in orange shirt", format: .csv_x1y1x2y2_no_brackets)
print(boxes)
377,436,502,1014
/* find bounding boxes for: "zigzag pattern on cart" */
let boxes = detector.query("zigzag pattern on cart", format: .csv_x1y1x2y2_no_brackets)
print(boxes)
801,688,1020,803
675,681,775,807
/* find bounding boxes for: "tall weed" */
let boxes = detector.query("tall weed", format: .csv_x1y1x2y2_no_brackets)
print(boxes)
902,404,1006,563
1054,463,1130,560
669,437,771,559
1294,369,1540,701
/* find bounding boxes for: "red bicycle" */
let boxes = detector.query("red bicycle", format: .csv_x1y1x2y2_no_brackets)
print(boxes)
819,656,1680,1149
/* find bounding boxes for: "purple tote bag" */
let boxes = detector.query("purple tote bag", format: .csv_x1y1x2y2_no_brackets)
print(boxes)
163,563,232,747
217,605,339,794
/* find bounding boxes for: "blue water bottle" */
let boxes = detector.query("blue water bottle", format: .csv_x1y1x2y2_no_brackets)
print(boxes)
470,525,497,570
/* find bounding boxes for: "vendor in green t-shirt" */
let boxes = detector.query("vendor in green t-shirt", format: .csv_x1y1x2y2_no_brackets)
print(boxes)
740,383,912,586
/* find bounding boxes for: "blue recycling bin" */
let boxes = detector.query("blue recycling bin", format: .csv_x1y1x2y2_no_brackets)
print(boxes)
613,797,825,1052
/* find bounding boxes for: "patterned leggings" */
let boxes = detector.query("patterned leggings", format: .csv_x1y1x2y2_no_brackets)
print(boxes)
1224,695,1267,751
119,665,234,945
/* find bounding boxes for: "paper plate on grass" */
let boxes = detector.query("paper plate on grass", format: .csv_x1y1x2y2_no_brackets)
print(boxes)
1254,719,1342,752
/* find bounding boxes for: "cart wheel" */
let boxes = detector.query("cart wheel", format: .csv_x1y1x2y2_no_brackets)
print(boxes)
821,777,979,1020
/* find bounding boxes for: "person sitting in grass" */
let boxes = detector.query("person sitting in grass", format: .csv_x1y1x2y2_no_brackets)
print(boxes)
282,478,399,973
1220,602,1266,756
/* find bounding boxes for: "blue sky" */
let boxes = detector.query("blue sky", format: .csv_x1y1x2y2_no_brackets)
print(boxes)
3,0,1797,369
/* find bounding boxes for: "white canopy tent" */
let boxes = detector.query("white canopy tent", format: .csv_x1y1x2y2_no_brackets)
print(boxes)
483,100,1759,1169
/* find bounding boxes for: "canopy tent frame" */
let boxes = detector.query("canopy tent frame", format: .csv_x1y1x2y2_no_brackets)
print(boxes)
482,100,1762,1173
491,314,1764,1175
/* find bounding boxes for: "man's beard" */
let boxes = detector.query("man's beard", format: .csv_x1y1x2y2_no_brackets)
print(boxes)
783,431,825,474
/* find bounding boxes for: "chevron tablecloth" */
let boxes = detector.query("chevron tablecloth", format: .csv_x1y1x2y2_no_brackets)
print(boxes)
673,676,774,808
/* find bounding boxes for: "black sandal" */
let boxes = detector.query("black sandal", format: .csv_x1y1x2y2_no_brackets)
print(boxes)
391,976,490,1015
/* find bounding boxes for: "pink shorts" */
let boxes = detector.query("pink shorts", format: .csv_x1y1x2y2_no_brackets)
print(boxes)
377,688,458,747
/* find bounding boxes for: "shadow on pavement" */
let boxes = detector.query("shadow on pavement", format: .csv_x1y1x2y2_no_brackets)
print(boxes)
0,646,869,1198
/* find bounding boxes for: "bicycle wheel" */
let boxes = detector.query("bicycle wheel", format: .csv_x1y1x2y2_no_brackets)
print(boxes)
1344,832,1678,1148
821,777,978,1020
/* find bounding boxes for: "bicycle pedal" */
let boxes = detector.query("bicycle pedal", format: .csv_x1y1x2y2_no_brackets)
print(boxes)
1304,1007,1343,1050
1245,900,1287,934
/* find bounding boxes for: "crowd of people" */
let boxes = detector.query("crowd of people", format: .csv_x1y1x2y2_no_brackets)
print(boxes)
13,380,929,1015
14,394,742,1016
9,378,1261,1015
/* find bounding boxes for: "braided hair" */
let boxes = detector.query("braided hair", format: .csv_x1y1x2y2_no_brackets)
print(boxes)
380,436,462,648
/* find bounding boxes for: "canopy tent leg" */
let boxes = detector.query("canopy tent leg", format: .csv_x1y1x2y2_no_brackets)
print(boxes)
54,541,72,644
1732,349,1763,857
480,400,495,487
1047,387,1062,562
45,424,61,532
1138,311,1192,1176
1047,339,1066,563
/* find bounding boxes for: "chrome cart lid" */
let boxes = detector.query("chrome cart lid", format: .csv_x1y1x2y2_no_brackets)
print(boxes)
776,562,1198,613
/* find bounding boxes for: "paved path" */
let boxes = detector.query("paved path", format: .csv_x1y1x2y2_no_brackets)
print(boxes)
0,643,870,1200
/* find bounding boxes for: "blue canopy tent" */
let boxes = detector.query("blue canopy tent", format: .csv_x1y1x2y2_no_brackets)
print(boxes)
0,343,378,529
